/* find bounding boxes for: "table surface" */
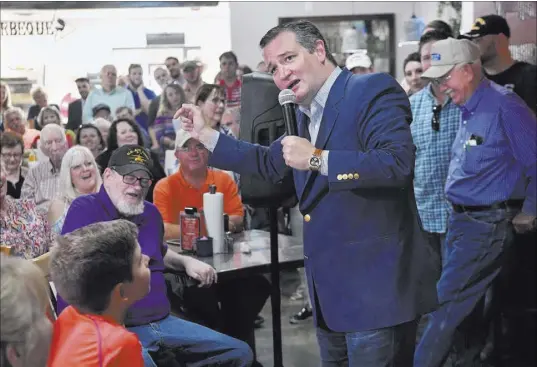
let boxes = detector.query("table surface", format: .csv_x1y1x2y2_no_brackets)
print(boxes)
167,230,304,278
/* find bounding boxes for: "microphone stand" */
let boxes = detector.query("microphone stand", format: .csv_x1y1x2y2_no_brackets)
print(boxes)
268,205,284,367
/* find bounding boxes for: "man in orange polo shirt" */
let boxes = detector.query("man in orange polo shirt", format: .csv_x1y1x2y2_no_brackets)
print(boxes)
154,130,269,365
154,129,244,239
48,220,150,366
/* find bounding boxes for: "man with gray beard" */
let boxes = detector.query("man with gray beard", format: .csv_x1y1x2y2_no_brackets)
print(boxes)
54,144,254,366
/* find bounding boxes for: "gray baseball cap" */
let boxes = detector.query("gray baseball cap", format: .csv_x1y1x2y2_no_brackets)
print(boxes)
421,38,481,79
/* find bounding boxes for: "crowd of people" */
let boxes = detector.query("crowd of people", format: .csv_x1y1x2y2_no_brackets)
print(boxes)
1,12,535,367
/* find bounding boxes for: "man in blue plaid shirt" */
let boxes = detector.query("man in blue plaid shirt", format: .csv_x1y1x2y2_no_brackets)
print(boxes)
410,30,459,265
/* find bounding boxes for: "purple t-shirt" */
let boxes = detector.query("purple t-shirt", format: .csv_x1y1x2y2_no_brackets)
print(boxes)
56,186,170,326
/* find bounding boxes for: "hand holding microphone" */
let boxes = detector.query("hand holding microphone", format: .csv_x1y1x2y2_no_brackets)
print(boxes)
279,89,316,171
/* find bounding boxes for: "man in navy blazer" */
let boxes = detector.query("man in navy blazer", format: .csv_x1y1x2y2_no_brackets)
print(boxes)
178,20,439,365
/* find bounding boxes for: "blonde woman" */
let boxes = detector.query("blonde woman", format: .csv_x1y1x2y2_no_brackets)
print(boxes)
47,146,102,234
1,255,54,367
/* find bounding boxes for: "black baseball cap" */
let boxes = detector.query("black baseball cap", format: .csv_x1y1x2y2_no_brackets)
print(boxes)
108,145,153,178
459,15,511,39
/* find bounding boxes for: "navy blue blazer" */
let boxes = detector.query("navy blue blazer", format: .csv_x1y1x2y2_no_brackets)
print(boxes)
209,69,439,331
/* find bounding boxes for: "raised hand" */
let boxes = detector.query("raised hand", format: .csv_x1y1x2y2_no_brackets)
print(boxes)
174,103,205,140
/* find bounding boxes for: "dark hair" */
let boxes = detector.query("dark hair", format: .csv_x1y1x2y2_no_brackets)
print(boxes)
240,65,253,74
419,30,451,54
195,84,225,105
219,51,238,64
128,64,142,74
0,131,24,153
75,77,90,84
425,20,454,37
403,52,421,72
107,118,144,152
76,124,105,149
165,56,179,64
50,220,139,314
259,20,338,67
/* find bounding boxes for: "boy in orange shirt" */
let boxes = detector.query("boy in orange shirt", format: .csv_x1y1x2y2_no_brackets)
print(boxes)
48,220,150,367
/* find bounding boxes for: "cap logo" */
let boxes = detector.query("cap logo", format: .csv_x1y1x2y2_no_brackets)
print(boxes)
471,17,486,31
127,147,149,164
431,53,441,61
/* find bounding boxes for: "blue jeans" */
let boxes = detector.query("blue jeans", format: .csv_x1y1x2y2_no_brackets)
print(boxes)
316,319,418,366
128,314,253,367
414,207,515,367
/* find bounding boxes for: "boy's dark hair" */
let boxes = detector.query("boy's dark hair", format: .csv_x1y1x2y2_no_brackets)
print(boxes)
128,64,142,74
50,220,139,314
425,19,454,37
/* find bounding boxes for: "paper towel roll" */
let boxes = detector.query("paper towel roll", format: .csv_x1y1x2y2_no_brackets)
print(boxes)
203,185,225,254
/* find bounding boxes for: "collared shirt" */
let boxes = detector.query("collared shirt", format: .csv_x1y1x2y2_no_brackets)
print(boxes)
82,86,136,123
56,186,171,326
410,84,460,233
445,79,537,216
20,159,61,213
298,66,342,176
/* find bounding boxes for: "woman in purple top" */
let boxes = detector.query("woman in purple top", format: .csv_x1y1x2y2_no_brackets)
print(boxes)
149,84,186,164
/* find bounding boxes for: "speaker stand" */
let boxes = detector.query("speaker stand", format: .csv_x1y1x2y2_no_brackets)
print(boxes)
269,206,284,367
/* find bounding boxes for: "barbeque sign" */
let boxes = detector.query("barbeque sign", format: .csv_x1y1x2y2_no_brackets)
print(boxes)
1,21,56,36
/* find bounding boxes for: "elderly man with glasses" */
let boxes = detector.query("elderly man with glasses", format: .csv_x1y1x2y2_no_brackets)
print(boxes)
414,38,537,367
54,144,254,367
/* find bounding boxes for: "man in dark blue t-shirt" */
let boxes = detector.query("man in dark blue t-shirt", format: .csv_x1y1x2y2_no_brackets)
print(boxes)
126,64,157,134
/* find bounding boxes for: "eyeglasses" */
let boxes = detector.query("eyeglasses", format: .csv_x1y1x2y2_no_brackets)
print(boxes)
431,73,453,87
432,104,442,132
177,144,207,153
113,169,153,188
1,152,23,159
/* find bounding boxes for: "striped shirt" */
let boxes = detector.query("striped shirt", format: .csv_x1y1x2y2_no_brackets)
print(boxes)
445,79,537,216
410,84,460,233
21,159,61,213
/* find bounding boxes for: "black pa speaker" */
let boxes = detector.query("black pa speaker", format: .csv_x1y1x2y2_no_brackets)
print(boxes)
238,72,297,208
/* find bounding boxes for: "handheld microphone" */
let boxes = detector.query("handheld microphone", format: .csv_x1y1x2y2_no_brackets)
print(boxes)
278,89,298,136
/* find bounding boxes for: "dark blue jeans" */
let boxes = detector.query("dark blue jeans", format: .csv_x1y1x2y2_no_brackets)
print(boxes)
414,207,515,367
316,319,418,366
128,314,253,367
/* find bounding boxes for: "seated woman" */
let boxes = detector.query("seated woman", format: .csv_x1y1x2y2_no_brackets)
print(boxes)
48,220,149,366
149,83,186,164
0,164,52,259
195,84,235,137
95,118,165,202
75,124,105,158
117,106,151,148
0,132,27,198
47,146,102,235
3,107,40,150
1,255,54,367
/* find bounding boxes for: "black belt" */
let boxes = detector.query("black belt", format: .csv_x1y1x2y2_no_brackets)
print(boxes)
452,200,524,214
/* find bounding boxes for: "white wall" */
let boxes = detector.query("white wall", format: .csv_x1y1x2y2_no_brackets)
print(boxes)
229,1,452,81
1,4,231,105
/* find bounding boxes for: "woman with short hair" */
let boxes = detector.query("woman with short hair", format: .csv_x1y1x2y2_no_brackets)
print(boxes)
0,255,54,367
75,124,105,157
